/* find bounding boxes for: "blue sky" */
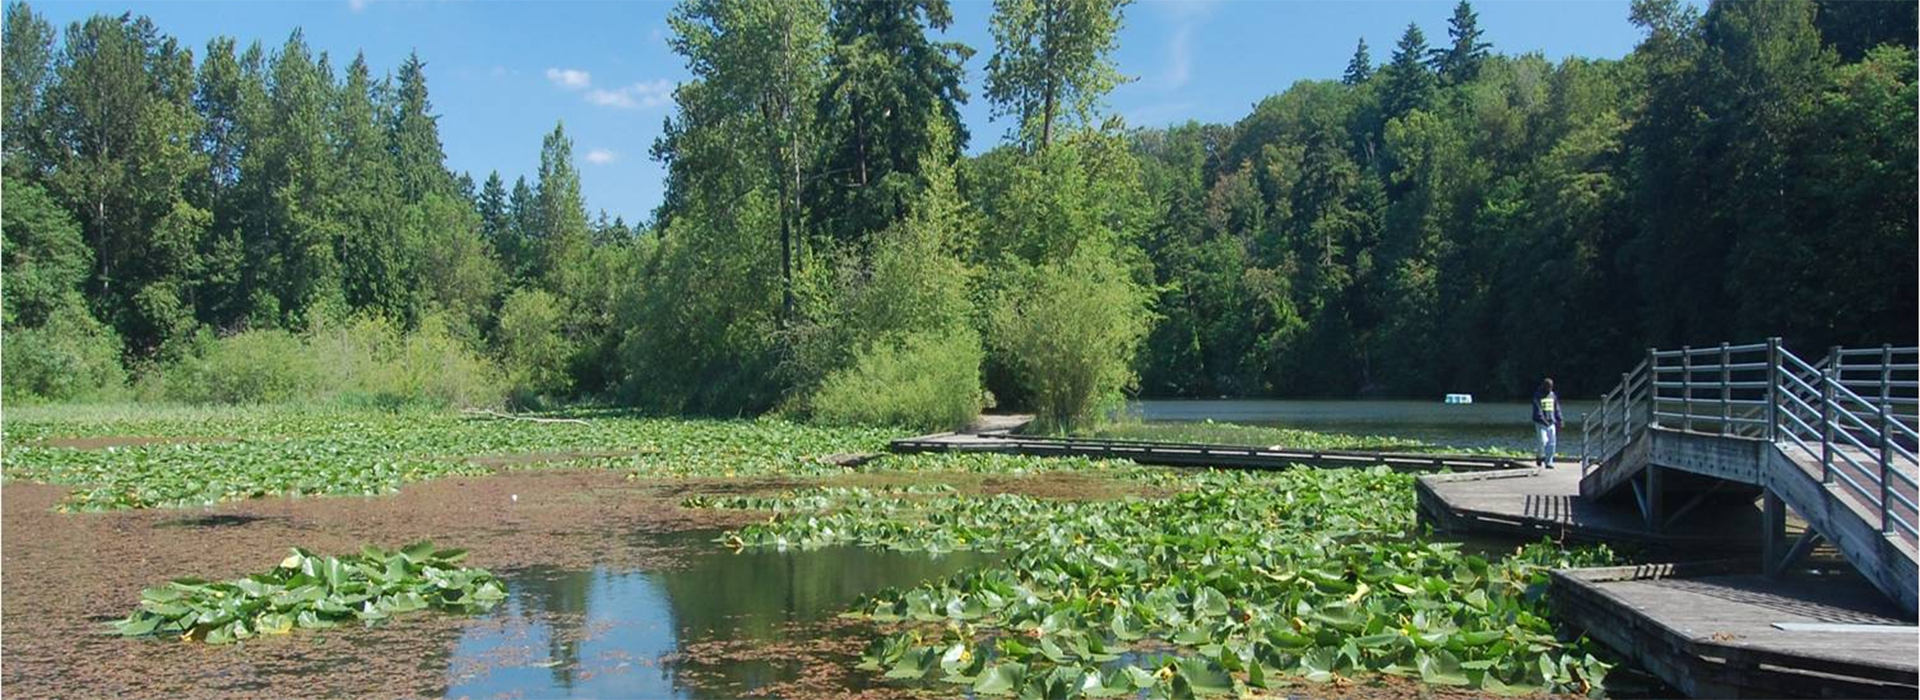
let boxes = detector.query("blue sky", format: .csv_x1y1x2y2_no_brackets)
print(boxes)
34,1,1658,225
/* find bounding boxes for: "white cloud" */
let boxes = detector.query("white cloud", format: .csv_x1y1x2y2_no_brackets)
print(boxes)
585,79,674,110
1166,24,1194,89
545,67,593,90
584,149,619,165
1158,0,1215,90
347,0,370,12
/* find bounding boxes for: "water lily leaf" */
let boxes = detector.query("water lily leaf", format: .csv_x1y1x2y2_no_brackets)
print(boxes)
400,541,436,564
972,661,1025,696
1176,657,1234,696
884,646,936,679
116,614,161,637
1417,649,1469,686
1193,586,1229,618
1121,665,1158,690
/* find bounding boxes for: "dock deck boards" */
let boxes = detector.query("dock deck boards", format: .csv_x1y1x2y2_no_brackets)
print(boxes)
1416,467,1762,548
1554,565,1917,698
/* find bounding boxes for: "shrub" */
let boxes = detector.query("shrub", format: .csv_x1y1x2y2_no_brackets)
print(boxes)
369,314,502,409
1,303,129,403
495,288,573,405
153,314,501,409
161,329,320,404
988,245,1153,432
810,327,986,431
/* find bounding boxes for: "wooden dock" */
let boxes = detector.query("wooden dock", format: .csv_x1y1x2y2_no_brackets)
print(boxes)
1416,467,1765,550
891,432,1531,472
1552,562,1917,698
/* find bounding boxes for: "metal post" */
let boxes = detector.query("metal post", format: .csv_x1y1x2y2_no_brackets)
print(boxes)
1646,348,1658,429
1720,342,1732,436
1882,404,1894,534
1682,346,1693,433
1620,372,1631,446
1881,344,1893,450
1762,490,1787,577
1765,338,1780,442
1822,365,1835,484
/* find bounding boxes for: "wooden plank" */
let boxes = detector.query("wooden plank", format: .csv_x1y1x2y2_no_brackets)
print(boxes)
1552,568,1919,698
1416,468,1762,549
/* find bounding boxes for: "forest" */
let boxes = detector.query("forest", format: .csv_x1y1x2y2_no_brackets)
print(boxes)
2,0,1914,429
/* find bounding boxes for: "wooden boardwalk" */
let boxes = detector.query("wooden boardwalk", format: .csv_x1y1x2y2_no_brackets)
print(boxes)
1416,467,1764,549
1553,563,1917,698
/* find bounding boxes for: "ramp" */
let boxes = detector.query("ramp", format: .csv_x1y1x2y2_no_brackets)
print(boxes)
1578,341,1919,615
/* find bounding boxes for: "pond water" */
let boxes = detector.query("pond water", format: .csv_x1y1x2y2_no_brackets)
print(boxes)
1129,399,1600,453
443,531,995,699
437,532,1670,699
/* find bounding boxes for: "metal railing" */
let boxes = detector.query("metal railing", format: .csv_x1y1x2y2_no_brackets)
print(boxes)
1581,339,1920,541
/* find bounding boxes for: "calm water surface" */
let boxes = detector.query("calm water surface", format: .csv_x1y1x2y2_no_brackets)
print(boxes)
443,531,994,699
1129,398,1600,452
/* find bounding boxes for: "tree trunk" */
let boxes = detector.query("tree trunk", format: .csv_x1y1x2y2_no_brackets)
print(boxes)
1039,0,1058,149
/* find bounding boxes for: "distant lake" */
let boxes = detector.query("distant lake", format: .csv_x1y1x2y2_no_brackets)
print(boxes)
1126,398,1600,453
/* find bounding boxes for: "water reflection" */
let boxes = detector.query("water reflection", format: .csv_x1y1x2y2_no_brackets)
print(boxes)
444,532,994,699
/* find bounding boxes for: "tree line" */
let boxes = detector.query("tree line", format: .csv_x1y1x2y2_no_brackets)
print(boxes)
1131,0,1914,400
3,0,1913,427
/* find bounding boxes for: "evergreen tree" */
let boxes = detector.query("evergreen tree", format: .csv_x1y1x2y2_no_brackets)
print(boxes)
506,175,540,282
1811,0,1917,61
814,0,972,244
534,122,591,292
1429,0,1490,84
1379,23,1435,121
1342,38,1373,86
336,53,409,320
40,12,208,352
477,171,511,253
389,52,450,201
192,38,264,329
242,31,342,328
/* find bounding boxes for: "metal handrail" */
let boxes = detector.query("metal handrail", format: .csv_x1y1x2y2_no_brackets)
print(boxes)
1584,340,1919,538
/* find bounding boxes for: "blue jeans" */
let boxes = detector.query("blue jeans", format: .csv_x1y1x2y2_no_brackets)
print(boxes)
1537,423,1558,466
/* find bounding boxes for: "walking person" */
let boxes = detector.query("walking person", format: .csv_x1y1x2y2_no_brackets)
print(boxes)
1533,378,1564,468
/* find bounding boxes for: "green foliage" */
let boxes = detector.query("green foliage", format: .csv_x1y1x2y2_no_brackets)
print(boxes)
115,542,505,644
3,0,1914,414
366,314,502,409
989,244,1153,431
155,315,501,408
1,303,129,403
1,182,89,327
497,288,574,404
695,468,1617,695
984,0,1130,148
161,329,322,405
812,0,971,245
1,406,895,510
618,191,786,414
811,327,986,431
533,122,591,292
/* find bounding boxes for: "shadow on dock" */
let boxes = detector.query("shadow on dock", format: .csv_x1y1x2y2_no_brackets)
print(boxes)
1420,469,1917,698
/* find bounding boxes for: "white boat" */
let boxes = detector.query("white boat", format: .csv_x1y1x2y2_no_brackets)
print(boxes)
1443,393,1473,405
